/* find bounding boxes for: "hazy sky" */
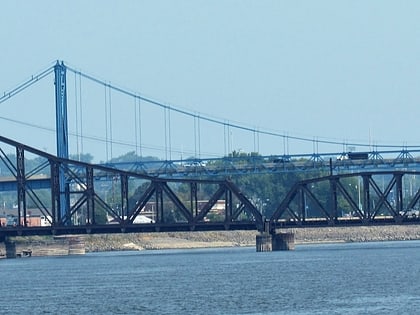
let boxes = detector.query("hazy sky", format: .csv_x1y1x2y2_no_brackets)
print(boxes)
1,1,420,161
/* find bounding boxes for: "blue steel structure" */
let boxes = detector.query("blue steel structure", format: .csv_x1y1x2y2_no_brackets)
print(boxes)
54,61,70,223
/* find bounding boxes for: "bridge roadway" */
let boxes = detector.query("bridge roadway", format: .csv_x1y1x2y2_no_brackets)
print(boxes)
100,149,420,177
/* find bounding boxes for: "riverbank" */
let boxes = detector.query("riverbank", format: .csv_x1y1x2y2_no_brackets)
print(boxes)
83,224,420,252
3,225,420,256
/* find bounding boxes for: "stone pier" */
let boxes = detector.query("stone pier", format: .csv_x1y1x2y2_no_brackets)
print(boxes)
272,232,295,251
256,221,295,252
256,233,272,252
256,232,295,252
5,240,16,258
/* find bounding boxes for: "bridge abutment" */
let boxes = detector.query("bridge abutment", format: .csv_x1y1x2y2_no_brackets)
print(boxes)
2,236,85,258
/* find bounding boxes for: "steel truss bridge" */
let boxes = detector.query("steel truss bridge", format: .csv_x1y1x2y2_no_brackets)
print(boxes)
1,135,420,241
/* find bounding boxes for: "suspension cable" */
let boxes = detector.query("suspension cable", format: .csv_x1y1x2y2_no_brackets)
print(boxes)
3,62,420,153
0,64,55,105
64,65,420,150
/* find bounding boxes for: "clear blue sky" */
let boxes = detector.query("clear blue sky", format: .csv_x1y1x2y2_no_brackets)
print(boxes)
1,1,420,161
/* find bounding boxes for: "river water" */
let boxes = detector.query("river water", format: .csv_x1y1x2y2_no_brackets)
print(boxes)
1,241,420,314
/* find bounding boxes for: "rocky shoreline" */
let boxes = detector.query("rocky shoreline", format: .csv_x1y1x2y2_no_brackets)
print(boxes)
2,225,420,256
83,224,420,252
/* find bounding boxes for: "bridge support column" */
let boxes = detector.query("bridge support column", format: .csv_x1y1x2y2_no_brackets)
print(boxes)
256,232,295,251
256,220,295,251
272,232,295,251
256,234,272,252
256,220,272,252
5,239,16,258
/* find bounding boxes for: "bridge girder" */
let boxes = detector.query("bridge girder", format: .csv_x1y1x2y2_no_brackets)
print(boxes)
0,135,263,237
270,171,420,230
3,135,420,238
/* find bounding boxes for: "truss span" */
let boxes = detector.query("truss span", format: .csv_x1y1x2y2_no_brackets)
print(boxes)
2,134,420,239
0,135,263,239
270,170,420,231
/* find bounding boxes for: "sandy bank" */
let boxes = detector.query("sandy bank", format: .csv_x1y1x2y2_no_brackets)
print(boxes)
2,225,420,256
83,225,420,252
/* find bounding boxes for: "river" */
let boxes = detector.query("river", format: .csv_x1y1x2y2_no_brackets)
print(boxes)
1,241,420,314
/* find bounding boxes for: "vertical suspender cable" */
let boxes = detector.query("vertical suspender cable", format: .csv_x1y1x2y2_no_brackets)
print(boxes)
164,107,168,160
223,122,227,157
79,72,84,155
313,138,316,156
74,72,79,160
134,96,138,157
168,107,172,160
228,124,232,155
109,85,113,160
193,115,197,158
283,134,289,155
314,137,319,156
197,115,201,158
227,123,230,155
257,129,260,153
138,97,143,157
253,129,256,153
104,85,109,161
253,128,260,154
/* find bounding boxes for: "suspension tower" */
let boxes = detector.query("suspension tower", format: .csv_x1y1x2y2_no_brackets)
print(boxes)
54,61,70,223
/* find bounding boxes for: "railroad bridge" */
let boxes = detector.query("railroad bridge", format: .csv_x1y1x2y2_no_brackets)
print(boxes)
1,134,420,253
2,61,420,254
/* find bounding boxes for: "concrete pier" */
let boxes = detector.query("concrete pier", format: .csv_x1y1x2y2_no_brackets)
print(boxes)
256,232,295,251
5,240,16,258
272,232,295,251
256,234,272,252
256,220,295,252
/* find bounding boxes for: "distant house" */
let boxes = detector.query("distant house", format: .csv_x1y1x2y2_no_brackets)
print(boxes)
0,208,51,227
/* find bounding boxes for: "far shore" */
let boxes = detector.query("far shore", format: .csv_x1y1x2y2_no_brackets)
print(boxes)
82,225,420,252
2,225,420,256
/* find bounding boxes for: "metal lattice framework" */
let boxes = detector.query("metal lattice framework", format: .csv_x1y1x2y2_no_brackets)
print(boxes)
270,170,420,231
0,135,263,238
3,134,420,239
